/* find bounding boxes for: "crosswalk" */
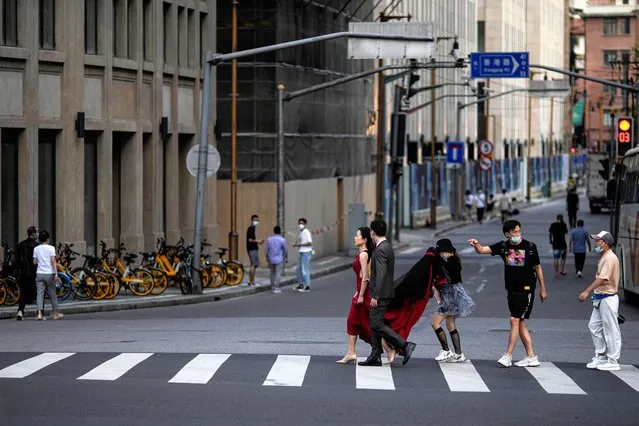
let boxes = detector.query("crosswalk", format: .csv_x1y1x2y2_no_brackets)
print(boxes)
1,352,639,395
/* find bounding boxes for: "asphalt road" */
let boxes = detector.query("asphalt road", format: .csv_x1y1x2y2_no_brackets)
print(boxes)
2,195,639,425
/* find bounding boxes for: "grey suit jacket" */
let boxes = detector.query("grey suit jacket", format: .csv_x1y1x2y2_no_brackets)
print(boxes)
370,239,395,300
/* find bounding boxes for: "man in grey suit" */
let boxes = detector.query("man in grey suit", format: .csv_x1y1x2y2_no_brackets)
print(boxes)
359,220,417,367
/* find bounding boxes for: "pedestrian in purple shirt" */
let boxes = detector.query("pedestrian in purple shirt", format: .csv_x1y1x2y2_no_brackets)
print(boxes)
265,226,288,294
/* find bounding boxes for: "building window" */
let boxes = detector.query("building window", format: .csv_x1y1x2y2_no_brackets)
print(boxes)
187,8,195,67
143,0,152,61
604,110,613,127
163,2,171,63
85,0,98,54
621,17,631,34
604,18,617,35
40,0,56,50
126,0,136,59
178,6,186,67
2,0,18,46
603,50,617,66
604,85,617,95
113,0,126,58
200,11,207,67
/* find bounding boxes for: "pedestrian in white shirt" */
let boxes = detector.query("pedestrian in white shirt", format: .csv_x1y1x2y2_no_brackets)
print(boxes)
32,230,63,321
497,188,512,225
293,218,313,293
464,190,475,222
475,188,486,224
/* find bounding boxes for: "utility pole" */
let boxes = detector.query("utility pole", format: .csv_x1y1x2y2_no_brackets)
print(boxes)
526,73,533,202
229,0,239,261
622,51,630,116
277,84,285,230
430,67,437,228
547,97,554,197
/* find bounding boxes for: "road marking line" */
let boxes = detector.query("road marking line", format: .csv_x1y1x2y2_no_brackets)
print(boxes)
263,355,310,387
0,352,75,379
479,265,486,274
77,353,154,381
316,257,340,266
525,362,586,395
439,361,490,392
476,283,486,293
459,247,475,255
610,365,639,392
356,357,395,390
168,354,231,384
399,246,422,255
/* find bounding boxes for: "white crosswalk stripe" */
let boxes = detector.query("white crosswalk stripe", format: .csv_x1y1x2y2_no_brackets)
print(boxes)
0,352,75,378
398,246,423,255
525,362,586,395
77,353,154,381
356,357,395,390
263,355,311,387
168,354,231,384
439,361,490,392
2,352,639,395
610,365,639,392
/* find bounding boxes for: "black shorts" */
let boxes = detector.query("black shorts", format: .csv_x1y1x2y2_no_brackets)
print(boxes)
507,291,535,319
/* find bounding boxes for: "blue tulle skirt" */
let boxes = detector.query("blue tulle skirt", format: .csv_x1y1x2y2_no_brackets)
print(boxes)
436,282,475,318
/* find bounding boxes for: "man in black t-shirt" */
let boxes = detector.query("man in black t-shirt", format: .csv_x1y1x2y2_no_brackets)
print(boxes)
549,214,569,276
246,214,264,286
468,220,548,368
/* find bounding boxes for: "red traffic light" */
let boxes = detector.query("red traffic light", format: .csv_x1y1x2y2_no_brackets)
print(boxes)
570,147,576,154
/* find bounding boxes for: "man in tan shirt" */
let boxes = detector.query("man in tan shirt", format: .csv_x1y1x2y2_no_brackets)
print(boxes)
578,231,621,371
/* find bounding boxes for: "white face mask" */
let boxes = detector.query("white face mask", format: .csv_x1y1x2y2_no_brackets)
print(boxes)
252,221,259,227
299,224,305,230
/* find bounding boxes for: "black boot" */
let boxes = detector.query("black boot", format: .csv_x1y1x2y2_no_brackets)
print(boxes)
358,354,382,366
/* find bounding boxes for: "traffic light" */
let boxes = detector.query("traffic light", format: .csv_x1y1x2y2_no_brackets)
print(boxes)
616,116,634,156
391,160,403,185
599,159,611,181
390,112,407,158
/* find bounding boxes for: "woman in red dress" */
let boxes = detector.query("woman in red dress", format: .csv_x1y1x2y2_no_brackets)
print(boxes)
337,227,394,364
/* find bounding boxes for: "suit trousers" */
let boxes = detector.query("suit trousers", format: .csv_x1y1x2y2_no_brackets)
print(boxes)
369,298,406,357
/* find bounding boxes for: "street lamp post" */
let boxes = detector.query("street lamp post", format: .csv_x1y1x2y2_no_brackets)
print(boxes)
277,84,285,230
229,0,239,262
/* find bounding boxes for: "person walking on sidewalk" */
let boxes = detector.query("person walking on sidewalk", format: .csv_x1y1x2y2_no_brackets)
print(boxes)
293,218,313,292
570,219,591,278
566,187,580,229
464,190,476,222
16,226,39,321
468,220,548,368
549,214,569,276
475,188,486,224
578,231,621,371
497,188,512,225
33,231,63,321
430,239,475,363
246,214,264,286
265,226,288,294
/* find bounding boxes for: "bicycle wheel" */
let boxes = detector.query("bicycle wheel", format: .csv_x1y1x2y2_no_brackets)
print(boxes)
0,281,7,305
225,261,245,286
2,276,20,306
206,264,227,288
69,268,98,300
56,273,73,301
103,272,121,299
92,272,112,300
148,268,169,295
127,268,154,296
178,268,192,295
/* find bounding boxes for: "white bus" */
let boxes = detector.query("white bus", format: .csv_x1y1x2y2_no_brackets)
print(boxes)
612,146,639,302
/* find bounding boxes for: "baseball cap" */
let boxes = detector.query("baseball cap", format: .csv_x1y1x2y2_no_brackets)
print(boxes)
590,231,614,246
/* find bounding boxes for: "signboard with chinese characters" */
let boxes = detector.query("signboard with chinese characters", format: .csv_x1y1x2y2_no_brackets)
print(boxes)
470,52,529,79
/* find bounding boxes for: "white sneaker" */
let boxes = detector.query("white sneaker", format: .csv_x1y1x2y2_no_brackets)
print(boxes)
577,271,583,278
435,350,453,361
596,359,621,371
271,288,281,294
586,356,607,369
498,353,512,368
514,355,540,367
449,353,467,363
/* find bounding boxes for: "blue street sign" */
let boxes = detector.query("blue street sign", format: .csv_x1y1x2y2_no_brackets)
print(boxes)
446,142,464,164
470,52,529,79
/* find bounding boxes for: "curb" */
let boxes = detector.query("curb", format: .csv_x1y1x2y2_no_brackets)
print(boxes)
0,243,410,320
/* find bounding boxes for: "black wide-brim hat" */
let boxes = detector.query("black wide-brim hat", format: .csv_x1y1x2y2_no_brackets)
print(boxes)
435,238,456,253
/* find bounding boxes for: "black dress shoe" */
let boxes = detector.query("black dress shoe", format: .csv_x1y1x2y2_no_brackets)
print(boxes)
401,342,417,366
358,355,382,366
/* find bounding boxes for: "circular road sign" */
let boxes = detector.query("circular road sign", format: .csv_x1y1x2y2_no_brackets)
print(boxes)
479,140,494,156
186,144,221,178
479,155,493,171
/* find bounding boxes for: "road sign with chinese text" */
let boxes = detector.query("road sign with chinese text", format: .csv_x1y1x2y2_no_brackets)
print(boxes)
470,52,529,79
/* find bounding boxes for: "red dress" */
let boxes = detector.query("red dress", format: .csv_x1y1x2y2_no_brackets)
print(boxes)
346,249,443,344
346,252,373,343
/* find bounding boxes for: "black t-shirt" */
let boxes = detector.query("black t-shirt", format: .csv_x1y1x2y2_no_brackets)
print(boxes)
246,226,258,251
549,222,568,249
439,255,463,284
489,239,540,292
567,192,579,211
